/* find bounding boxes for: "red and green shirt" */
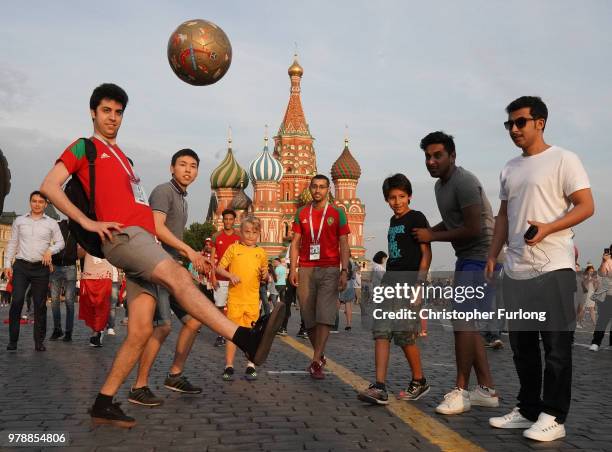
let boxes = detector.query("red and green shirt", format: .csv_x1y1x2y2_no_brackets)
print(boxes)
292,203,350,267
58,137,156,236
212,230,241,281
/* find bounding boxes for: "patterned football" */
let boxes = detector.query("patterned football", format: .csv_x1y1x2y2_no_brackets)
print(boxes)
167,19,232,86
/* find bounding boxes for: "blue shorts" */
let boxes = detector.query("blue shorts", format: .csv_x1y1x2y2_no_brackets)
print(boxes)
453,259,502,314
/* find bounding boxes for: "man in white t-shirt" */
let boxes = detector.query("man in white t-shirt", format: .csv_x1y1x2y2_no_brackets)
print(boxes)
486,96,594,442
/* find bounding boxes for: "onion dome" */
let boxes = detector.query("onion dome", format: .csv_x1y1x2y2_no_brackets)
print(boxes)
298,186,312,205
249,134,284,183
298,187,334,206
331,138,361,180
288,55,303,77
230,187,252,211
210,133,249,189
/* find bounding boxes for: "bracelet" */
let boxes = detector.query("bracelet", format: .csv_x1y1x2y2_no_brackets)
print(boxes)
340,269,348,273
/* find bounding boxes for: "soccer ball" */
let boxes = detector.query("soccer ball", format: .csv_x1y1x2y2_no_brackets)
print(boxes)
167,19,232,86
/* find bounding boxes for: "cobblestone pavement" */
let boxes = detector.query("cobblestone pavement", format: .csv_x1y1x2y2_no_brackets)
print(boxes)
0,303,611,451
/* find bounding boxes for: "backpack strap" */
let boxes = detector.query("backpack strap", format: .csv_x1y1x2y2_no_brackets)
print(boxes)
82,138,97,216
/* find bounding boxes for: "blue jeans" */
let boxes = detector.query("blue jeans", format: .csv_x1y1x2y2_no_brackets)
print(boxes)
50,265,77,333
107,282,121,329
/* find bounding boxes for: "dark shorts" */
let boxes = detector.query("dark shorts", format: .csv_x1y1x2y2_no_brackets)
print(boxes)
453,258,501,313
372,330,418,347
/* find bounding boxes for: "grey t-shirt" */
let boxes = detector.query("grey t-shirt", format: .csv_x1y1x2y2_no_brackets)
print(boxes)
434,166,494,260
148,180,188,258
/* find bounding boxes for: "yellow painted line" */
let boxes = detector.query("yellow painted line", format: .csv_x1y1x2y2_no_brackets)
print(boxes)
280,336,485,452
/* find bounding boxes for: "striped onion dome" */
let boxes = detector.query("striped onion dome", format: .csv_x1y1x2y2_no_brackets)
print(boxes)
331,138,361,180
249,139,284,183
210,148,249,189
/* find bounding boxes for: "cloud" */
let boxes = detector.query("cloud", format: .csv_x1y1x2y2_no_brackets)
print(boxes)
0,67,33,115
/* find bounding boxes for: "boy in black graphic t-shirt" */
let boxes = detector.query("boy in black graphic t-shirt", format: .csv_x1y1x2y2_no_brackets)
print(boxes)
358,174,432,406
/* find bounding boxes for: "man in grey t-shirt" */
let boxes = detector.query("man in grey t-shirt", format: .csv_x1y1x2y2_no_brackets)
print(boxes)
412,131,500,416
127,149,207,406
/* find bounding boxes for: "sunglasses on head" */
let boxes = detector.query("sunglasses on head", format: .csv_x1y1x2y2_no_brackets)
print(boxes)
503,117,537,130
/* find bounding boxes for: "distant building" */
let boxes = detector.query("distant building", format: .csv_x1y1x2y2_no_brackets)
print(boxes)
208,55,366,258
0,211,17,268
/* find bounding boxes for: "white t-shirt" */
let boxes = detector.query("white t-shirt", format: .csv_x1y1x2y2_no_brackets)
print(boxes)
499,146,590,279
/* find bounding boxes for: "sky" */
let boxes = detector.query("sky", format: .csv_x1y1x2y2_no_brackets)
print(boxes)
1,1,611,269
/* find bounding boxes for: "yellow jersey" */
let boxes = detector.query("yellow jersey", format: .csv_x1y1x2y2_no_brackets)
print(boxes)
218,242,268,306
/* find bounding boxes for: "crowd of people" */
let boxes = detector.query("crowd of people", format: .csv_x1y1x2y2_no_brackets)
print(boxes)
1,83,610,445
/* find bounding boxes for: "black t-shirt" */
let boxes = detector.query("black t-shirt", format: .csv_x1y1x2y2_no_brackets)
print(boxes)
386,210,428,272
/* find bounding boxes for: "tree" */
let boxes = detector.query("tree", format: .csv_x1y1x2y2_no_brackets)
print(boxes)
183,222,216,251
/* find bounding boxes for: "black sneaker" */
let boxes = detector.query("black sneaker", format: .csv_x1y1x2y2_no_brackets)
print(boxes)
358,383,389,405
89,332,103,348
49,328,63,341
242,303,285,365
90,401,136,428
164,374,202,394
127,386,163,407
62,331,72,342
344,326,352,332
223,366,234,382
245,366,258,381
398,379,430,401
296,329,308,339
6,342,17,352
214,336,226,347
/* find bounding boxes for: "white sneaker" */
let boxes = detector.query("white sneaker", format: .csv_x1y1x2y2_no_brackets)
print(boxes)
435,388,470,414
469,385,499,407
489,407,534,429
589,344,599,351
107,328,116,336
522,412,566,441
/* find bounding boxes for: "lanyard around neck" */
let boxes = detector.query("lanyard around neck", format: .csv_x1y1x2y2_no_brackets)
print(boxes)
93,135,137,181
309,202,329,244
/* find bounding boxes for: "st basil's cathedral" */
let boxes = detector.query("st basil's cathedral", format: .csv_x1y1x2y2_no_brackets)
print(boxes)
206,55,365,259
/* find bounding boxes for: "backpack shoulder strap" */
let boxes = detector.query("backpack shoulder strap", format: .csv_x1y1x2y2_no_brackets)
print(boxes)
81,138,97,216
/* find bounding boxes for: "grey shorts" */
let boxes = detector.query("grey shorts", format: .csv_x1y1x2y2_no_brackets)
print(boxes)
297,266,340,329
102,226,172,306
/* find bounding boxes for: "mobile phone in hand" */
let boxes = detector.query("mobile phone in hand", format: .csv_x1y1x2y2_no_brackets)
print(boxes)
524,225,538,241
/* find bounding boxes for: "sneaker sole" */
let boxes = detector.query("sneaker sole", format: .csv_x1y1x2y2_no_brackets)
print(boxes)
399,386,431,401
470,398,500,408
163,384,202,394
252,303,285,366
357,393,389,405
127,397,163,407
489,419,534,429
523,428,565,441
91,416,136,429
435,404,471,415
245,375,258,381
